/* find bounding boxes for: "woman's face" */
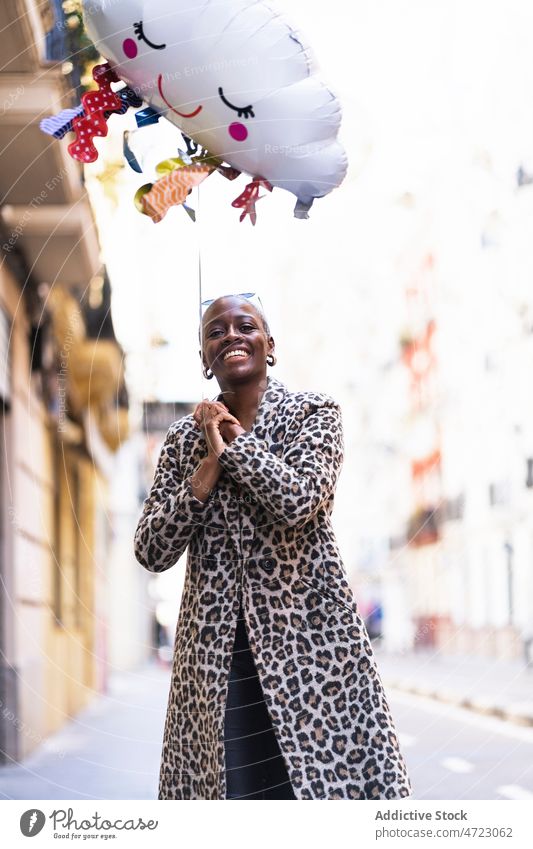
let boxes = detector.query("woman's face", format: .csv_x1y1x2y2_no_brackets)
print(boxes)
200,297,274,384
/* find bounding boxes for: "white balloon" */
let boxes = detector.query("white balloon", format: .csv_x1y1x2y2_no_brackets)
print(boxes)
82,0,348,216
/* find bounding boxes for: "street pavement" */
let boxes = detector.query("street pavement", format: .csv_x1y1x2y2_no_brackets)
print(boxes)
375,645,533,726
1,649,532,801
390,688,533,800
0,661,169,800
376,645,533,799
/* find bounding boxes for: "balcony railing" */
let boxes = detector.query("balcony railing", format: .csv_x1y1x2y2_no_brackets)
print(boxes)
44,0,99,103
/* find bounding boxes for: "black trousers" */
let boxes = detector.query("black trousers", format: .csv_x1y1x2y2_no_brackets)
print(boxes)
224,599,297,799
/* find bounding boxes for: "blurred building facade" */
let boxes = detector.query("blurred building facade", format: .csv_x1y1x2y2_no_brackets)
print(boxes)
351,153,533,663
278,147,533,663
0,0,136,765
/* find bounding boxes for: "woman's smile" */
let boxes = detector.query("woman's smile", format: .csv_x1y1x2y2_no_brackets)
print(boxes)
222,348,252,363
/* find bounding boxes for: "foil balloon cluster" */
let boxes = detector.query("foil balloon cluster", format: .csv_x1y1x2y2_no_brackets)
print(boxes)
42,0,348,223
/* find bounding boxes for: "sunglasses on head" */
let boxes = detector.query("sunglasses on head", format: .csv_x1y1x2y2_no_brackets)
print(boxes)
200,292,264,313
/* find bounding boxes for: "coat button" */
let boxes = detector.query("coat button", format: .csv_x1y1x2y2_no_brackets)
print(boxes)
262,558,275,573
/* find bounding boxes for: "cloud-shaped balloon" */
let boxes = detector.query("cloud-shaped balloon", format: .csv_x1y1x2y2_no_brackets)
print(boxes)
82,0,348,217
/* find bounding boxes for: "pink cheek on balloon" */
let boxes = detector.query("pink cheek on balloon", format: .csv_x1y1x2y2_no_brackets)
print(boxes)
122,38,138,59
228,122,248,142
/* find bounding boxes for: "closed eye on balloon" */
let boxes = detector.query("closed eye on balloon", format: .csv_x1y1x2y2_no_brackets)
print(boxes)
133,20,166,50
218,87,254,119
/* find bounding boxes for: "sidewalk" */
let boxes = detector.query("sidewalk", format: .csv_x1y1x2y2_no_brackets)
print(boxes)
0,661,170,800
375,644,533,726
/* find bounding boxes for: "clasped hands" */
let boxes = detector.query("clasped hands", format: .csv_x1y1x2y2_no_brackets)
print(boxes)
192,400,246,458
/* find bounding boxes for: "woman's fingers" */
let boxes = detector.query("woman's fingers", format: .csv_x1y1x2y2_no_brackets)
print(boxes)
205,410,240,447
211,410,240,426
193,400,229,427
204,414,231,456
193,402,241,459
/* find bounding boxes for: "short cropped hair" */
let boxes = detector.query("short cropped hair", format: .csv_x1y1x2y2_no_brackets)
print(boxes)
198,295,271,343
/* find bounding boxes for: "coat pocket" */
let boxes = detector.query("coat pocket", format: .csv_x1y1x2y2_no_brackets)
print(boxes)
296,574,357,616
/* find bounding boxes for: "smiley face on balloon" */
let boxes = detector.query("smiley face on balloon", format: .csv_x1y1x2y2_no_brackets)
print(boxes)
82,0,347,216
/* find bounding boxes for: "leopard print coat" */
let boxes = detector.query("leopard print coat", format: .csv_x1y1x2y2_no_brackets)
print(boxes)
134,375,413,800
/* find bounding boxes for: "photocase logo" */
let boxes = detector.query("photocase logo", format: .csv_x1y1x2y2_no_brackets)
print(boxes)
20,809,46,836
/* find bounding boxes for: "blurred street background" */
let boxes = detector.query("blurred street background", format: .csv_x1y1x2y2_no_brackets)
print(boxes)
1,0,533,801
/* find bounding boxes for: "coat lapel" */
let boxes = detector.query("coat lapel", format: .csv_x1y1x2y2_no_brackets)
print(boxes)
213,375,288,558
214,375,287,440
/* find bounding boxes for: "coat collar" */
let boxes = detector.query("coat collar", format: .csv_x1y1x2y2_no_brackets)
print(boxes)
213,374,287,441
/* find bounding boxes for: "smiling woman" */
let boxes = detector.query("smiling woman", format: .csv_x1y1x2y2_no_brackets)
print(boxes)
133,293,413,800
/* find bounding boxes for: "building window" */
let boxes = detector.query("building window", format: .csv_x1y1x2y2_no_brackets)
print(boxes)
489,481,510,506
52,433,63,625
526,458,533,489
442,493,465,521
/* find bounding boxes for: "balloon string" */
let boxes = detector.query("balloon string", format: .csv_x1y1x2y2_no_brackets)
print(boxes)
197,183,204,400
